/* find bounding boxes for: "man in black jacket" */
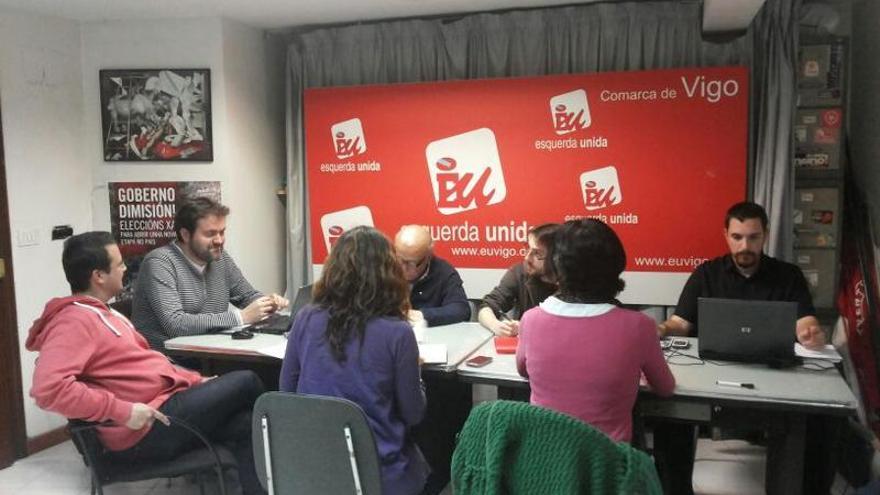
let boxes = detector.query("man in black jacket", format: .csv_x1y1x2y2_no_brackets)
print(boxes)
394,225,470,326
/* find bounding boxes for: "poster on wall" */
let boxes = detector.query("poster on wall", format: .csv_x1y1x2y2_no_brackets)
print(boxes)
304,66,749,304
100,69,213,162
109,181,221,298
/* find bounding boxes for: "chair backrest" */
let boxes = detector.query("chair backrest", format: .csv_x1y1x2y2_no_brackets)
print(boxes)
252,392,383,495
109,298,133,319
467,298,482,322
451,400,663,495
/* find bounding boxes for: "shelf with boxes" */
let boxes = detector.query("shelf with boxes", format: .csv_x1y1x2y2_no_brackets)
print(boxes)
794,37,847,313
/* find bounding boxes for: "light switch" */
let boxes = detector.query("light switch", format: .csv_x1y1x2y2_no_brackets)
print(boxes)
16,228,40,247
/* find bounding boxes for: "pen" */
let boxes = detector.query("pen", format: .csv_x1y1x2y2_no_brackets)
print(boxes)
716,380,755,389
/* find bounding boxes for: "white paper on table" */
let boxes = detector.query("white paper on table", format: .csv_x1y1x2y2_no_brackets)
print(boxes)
794,343,842,362
411,319,427,343
257,341,289,360
419,344,447,364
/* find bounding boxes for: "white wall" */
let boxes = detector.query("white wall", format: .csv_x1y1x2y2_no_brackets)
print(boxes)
82,17,230,226
82,17,286,293
1,13,287,439
0,8,91,438
220,19,286,294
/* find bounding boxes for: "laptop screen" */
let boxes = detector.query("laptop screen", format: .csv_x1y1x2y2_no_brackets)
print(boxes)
697,297,797,364
250,284,313,334
290,284,314,317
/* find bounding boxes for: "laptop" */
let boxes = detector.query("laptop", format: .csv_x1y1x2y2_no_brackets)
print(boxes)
697,297,797,365
251,284,313,335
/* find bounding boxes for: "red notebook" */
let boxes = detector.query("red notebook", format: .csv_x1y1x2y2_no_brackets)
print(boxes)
494,336,519,354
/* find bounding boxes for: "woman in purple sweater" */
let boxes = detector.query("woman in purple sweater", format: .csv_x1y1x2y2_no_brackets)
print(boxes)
516,219,675,443
280,226,429,494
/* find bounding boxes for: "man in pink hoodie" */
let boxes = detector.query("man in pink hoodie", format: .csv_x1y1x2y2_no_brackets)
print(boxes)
27,231,265,494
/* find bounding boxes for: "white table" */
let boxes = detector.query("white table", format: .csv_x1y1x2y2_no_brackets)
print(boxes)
456,338,526,385
165,321,493,375
419,321,493,373
165,331,288,360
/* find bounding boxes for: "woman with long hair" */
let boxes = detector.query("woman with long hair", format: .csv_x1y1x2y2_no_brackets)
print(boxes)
515,219,675,442
280,226,428,494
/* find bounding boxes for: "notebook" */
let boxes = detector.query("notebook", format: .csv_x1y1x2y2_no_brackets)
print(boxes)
494,336,519,354
419,344,447,364
698,297,797,365
251,284,313,335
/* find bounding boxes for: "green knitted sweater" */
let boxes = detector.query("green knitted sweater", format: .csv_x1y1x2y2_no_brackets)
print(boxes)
451,400,663,495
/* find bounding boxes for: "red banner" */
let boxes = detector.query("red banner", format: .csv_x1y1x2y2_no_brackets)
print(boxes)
305,67,748,302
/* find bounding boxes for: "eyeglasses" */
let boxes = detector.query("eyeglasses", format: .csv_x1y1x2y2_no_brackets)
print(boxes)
398,255,430,269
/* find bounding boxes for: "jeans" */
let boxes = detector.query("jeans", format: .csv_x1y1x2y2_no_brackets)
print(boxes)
112,370,266,495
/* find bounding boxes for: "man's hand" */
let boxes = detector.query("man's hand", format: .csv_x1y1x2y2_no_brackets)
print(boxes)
492,319,520,337
408,310,425,324
656,322,668,338
478,307,520,336
658,315,692,338
125,403,169,430
241,296,275,324
268,293,289,312
797,317,826,350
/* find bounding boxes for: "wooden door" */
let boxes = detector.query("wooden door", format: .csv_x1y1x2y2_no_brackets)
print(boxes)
0,103,27,467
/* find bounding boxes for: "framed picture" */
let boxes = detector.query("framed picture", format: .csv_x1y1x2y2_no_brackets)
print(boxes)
100,69,212,162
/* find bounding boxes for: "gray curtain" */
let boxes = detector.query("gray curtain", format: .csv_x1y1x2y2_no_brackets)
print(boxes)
284,0,799,294
750,0,800,258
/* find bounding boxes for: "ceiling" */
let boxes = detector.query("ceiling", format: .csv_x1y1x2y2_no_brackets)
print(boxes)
0,0,606,30
0,0,766,32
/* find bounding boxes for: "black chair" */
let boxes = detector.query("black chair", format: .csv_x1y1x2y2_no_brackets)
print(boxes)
108,297,133,319
68,417,237,495
467,298,483,322
252,391,383,494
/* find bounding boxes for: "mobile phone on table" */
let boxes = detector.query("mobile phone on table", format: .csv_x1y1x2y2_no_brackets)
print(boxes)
465,355,493,368
671,338,690,349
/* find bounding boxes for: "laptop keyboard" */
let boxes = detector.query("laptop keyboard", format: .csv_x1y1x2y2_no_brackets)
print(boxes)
251,313,291,335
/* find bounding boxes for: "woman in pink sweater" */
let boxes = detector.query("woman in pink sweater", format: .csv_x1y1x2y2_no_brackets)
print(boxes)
516,219,675,442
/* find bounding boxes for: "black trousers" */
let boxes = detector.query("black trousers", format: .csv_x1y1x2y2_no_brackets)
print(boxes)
112,370,266,495
652,422,697,495
413,375,472,495
803,415,844,495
